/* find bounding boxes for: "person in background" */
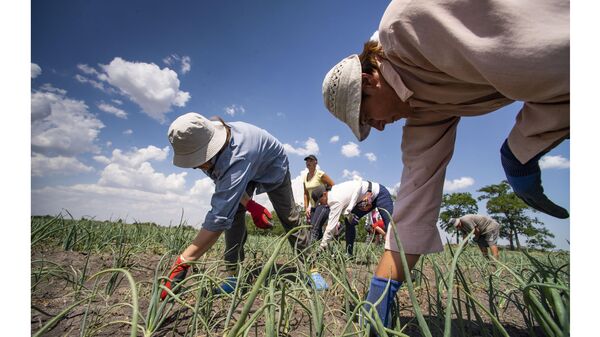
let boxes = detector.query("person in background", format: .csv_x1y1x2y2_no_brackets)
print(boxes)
450,215,501,259
311,179,393,257
161,112,320,300
303,154,334,221
321,0,568,331
366,209,386,245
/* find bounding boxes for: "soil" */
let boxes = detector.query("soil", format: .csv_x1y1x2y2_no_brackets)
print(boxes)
31,247,542,337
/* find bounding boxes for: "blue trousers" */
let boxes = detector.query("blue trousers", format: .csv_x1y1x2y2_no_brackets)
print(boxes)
344,186,393,256
309,205,330,243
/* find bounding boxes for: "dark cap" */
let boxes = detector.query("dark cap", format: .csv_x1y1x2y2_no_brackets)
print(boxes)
311,185,327,203
304,154,318,161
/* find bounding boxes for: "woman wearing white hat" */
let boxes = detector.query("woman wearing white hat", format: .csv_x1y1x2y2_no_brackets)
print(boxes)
322,0,569,331
160,112,310,300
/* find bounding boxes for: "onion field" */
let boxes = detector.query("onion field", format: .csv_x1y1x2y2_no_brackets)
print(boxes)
31,215,569,336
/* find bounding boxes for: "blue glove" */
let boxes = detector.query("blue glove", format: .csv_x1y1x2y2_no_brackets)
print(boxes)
500,139,569,219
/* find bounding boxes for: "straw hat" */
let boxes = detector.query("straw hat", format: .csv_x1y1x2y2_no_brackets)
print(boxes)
322,54,370,141
167,112,227,168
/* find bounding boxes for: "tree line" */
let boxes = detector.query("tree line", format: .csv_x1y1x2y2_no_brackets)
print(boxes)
439,180,557,251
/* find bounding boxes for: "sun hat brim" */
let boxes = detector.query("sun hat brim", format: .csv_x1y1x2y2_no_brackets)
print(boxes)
172,121,227,168
322,54,371,141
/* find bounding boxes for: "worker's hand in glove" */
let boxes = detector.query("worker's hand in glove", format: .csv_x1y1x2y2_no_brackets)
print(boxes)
372,219,385,231
500,139,569,219
246,199,273,229
160,255,190,300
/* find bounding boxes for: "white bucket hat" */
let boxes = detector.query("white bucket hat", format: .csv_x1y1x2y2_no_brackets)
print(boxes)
167,112,227,168
322,54,370,141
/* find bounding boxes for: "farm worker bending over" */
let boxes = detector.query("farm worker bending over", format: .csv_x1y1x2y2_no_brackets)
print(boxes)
366,210,386,245
321,0,569,330
450,215,501,259
311,179,394,257
161,112,318,300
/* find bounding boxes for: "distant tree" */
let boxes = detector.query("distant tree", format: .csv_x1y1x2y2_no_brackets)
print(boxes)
477,180,554,250
524,227,556,251
438,192,479,243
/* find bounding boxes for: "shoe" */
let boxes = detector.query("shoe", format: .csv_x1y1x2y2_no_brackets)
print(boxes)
213,276,238,294
309,269,329,290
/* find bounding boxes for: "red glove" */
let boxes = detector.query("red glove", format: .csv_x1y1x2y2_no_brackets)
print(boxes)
160,255,190,300
246,199,273,229
372,219,385,231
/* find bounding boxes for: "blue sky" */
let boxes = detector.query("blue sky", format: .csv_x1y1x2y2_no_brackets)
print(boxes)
29,0,570,249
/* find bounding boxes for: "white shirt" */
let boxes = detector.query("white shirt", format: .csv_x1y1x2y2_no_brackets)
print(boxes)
319,179,380,248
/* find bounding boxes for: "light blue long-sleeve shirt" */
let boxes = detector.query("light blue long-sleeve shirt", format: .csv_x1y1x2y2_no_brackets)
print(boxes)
201,121,289,231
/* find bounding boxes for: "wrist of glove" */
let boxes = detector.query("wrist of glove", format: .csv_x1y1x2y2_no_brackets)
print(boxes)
500,139,569,219
246,199,274,229
160,255,190,300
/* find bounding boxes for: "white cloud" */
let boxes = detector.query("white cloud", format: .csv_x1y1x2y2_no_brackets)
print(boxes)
123,129,133,135
31,153,94,177
39,83,66,95
112,99,123,105
100,57,190,122
31,145,219,227
109,145,169,167
31,87,104,157
93,155,111,165
190,177,215,196
341,142,360,157
181,56,191,74
391,182,401,196
163,55,175,66
98,102,127,119
283,137,319,156
276,112,285,118
329,135,339,143
31,63,42,78
31,90,53,122
32,183,213,227
224,104,246,116
539,155,570,170
342,169,362,181
443,177,475,192
97,146,186,193
75,73,111,92
163,54,192,74
370,30,379,42
77,63,99,75
365,152,377,162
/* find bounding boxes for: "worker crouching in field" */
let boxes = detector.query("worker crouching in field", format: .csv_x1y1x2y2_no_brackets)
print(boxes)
311,180,393,257
450,215,501,259
160,112,320,300
366,210,386,245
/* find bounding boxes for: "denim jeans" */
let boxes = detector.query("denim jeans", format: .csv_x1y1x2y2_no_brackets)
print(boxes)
309,204,330,244
344,185,394,256
224,169,307,269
